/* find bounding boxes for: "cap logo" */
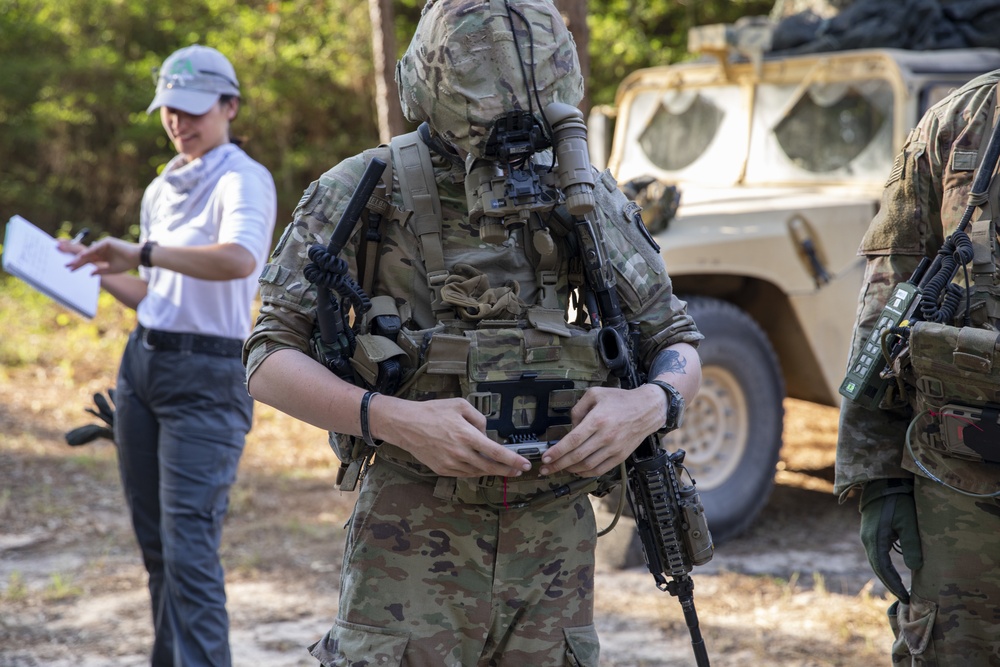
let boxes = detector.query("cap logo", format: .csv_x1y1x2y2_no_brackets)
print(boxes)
168,58,197,77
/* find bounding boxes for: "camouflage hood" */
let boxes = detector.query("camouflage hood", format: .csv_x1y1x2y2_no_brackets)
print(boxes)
396,0,584,158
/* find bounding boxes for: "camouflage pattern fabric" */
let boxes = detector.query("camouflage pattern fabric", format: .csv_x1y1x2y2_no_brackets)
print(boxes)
888,476,1000,667
395,0,584,159
246,1,700,660
837,70,1000,496
836,70,1000,665
308,460,600,667
244,148,700,659
244,155,701,392
905,321,1000,495
243,101,700,667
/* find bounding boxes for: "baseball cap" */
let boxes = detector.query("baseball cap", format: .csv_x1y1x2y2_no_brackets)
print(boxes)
147,45,240,115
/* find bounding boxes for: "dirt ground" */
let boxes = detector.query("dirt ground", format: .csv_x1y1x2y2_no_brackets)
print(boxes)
0,360,894,667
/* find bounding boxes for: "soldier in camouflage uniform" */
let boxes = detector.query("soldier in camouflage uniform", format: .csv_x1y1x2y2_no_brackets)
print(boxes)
243,0,702,665
837,70,1000,666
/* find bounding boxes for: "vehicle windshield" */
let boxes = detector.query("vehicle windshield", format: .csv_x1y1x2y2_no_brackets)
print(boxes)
745,79,894,184
616,77,895,187
615,84,746,186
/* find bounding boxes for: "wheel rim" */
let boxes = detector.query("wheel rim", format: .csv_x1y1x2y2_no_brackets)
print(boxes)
662,365,749,491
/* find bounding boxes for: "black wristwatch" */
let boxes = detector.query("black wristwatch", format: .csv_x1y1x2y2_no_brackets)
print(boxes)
649,380,685,433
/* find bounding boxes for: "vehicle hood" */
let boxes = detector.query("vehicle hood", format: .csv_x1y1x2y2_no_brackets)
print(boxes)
672,183,884,219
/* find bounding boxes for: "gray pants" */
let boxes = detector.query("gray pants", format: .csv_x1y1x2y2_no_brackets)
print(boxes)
115,328,253,667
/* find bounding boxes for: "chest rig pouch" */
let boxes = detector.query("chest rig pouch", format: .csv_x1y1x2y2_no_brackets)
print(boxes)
460,315,612,447
904,321,1000,495
897,91,1000,496
327,130,614,492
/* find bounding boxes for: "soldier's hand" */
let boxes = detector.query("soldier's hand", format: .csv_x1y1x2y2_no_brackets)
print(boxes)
541,385,664,477
859,478,923,603
374,396,531,478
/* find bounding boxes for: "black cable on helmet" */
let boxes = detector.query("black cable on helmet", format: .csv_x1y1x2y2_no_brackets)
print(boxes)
504,1,555,145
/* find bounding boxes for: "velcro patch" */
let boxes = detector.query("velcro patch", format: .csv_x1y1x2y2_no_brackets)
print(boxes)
951,150,978,172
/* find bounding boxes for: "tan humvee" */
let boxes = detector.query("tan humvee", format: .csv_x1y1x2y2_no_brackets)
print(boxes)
590,24,1000,543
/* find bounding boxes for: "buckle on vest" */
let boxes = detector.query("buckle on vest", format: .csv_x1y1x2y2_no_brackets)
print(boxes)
539,269,559,309
428,270,451,314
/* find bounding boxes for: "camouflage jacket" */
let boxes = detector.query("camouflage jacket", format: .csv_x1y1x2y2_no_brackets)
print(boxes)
835,70,1000,497
244,140,702,464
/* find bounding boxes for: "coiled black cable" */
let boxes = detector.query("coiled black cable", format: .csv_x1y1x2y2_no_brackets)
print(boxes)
918,230,974,323
304,244,371,315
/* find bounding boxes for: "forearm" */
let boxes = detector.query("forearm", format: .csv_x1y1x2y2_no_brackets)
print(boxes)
247,348,366,435
648,342,701,405
835,397,912,497
248,347,530,477
99,274,148,311
145,242,257,280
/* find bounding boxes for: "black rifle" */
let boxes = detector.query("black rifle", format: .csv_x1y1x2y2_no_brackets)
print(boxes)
573,213,714,667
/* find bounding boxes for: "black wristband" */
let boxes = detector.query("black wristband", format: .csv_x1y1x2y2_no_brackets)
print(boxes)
139,241,158,268
649,379,685,433
360,391,381,448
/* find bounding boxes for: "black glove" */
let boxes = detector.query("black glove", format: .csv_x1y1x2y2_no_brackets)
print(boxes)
65,389,116,446
859,478,923,603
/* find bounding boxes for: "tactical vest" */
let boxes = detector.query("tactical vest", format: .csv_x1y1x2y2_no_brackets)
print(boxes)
327,131,621,495
893,89,1000,496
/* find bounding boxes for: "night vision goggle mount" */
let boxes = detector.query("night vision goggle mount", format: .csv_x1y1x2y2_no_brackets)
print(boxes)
465,102,597,244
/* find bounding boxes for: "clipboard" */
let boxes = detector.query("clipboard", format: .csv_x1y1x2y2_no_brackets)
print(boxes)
2,215,100,318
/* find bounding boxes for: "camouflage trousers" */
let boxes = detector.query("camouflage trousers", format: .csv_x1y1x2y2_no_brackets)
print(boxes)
889,475,1000,666
309,460,601,667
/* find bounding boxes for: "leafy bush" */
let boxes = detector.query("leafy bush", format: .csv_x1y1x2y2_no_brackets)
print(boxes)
0,273,133,382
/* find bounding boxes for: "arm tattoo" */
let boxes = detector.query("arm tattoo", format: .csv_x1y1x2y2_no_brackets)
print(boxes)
649,349,687,379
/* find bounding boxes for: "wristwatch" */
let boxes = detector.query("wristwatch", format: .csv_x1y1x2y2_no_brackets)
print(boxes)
649,380,685,433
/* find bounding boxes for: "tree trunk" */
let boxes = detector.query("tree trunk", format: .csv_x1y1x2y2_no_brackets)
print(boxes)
369,0,407,142
555,0,590,115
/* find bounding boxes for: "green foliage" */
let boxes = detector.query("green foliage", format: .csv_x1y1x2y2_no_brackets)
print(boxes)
587,0,775,104
3,571,27,603
0,273,133,380
44,572,83,601
0,0,774,239
0,0,379,239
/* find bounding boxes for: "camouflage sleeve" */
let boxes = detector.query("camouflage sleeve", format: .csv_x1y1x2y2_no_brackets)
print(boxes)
243,155,369,381
835,255,923,497
833,78,994,496
592,170,704,371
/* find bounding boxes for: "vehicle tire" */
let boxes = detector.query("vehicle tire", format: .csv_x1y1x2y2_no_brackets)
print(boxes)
595,295,785,569
667,295,785,543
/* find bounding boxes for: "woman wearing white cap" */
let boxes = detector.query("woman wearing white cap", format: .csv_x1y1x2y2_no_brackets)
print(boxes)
62,44,276,667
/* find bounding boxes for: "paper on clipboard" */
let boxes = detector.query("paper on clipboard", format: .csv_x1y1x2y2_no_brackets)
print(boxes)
2,215,100,318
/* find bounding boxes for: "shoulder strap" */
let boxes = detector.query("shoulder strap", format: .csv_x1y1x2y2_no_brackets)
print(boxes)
971,82,1000,219
390,131,452,319
969,83,1000,320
